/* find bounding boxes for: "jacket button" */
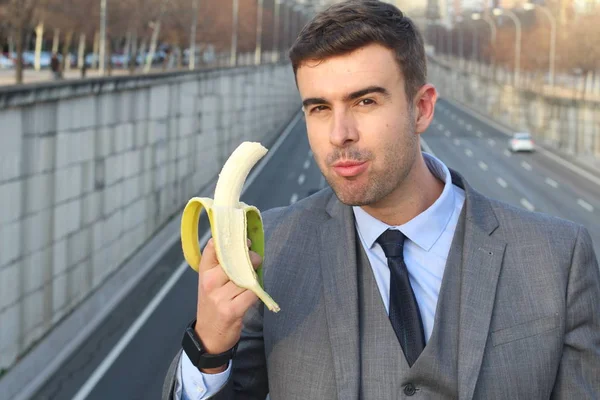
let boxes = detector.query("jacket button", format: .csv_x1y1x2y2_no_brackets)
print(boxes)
403,383,417,396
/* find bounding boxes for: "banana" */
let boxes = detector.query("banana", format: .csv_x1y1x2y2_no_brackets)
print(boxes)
180,141,280,312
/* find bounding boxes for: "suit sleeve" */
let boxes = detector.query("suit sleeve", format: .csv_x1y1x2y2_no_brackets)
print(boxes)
551,226,600,399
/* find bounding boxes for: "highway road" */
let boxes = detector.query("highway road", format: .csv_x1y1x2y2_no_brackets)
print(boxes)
427,99,600,259
28,99,600,399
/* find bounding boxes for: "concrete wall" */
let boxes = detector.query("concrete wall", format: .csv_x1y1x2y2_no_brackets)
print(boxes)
0,64,299,369
428,59,600,166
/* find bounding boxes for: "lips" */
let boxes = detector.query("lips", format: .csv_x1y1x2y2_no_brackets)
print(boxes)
332,160,368,178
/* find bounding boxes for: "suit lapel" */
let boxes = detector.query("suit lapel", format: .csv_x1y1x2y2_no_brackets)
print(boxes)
319,194,360,400
450,171,507,400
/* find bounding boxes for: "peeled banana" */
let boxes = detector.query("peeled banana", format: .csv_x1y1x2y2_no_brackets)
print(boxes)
180,141,280,312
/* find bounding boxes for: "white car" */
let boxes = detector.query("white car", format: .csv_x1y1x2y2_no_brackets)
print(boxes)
0,54,14,69
509,132,535,152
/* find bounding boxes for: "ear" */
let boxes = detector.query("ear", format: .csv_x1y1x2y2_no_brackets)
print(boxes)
413,84,438,135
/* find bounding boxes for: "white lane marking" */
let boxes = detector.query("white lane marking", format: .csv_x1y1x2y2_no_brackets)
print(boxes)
438,123,444,131
476,130,483,138
465,149,473,157
478,161,488,171
303,159,310,169
520,198,535,211
504,149,512,157
421,137,437,156
308,149,313,157
444,130,451,137
577,199,594,212
72,235,206,400
537,146,600,187
290,193,299,204
453,138,461,146
70,109,305,400
488,139,496,147
441,97,600,188
521,161,532,171
497,177,508,188
458,119,465,126
545,178,559,188
298,174,306,185
466,124,473,131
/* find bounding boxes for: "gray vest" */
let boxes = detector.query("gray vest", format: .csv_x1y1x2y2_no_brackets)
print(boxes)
357,213,466,399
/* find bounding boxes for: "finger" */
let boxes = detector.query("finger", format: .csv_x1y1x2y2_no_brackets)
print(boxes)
199,266,230,293
202,251,262,294
217,280,247,301
197,238,219,273
231,289,259,317
249,251,262,270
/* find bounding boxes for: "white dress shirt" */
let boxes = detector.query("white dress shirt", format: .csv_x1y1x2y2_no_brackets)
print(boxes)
174,152,466,399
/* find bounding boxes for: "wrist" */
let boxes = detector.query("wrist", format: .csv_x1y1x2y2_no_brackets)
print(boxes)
193,325,228,355
199,364,228,374
182,319,238,370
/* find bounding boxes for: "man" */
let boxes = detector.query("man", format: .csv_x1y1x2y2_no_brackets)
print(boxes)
51,53,62,80
164,1,600,399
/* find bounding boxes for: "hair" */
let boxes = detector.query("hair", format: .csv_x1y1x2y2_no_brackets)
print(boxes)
289,0,427,100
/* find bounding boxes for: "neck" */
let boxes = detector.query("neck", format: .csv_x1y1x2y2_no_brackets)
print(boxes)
361,153,444,226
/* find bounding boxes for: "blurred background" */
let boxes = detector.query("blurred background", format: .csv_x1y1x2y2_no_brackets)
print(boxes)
0,1,598,399
0,0,315,84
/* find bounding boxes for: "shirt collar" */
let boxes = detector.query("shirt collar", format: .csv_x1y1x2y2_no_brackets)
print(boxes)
352,152,456,251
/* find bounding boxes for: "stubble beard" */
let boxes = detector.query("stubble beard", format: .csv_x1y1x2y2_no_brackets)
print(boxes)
324,110,418,207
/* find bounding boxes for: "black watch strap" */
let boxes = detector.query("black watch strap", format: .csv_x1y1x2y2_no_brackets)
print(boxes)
181,319,238,369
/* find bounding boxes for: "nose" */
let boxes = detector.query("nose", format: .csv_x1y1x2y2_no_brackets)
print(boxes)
330,109,358,148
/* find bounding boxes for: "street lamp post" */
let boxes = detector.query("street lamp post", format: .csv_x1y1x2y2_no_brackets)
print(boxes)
273,0,281,62
456,17,464,69
447,24,452,63
524,3,556,87
472,12,497,79
493,8,521,86
189,0,199,70
471,25,478,74
255,0,264,65
282,2,290,59
231,0,239,66
99,0,107,74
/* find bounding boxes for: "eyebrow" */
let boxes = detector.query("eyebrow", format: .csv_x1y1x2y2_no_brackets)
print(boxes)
302,85,390,108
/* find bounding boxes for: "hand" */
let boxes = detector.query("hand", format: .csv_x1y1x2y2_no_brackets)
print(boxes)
194,238,260,373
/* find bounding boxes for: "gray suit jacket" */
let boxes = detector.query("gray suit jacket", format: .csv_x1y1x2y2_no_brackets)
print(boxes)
163,170,600,399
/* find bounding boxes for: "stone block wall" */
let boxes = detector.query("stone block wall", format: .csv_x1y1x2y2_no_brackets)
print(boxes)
428,59,600,164
0,63,299,369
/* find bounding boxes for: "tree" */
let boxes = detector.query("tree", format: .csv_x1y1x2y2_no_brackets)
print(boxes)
6,0,44,84
558,6,600,95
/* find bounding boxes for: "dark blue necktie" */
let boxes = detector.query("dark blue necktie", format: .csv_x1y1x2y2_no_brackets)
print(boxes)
376,229,425,367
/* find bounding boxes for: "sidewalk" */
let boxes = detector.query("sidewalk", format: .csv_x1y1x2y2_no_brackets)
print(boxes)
0,68,136,86
0,64,228,87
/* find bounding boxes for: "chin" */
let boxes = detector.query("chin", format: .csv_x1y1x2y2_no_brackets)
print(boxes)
331,185,375,207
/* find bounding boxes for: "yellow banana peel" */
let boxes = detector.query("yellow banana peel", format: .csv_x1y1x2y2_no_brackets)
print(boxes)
180,141,280,312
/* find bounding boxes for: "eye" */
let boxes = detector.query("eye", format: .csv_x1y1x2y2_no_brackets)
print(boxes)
358,98,376,106
310,105,329,113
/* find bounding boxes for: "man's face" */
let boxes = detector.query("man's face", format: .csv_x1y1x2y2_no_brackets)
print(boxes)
297,43,426,206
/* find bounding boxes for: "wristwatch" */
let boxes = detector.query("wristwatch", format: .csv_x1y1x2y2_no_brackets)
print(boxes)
181,319,238,369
